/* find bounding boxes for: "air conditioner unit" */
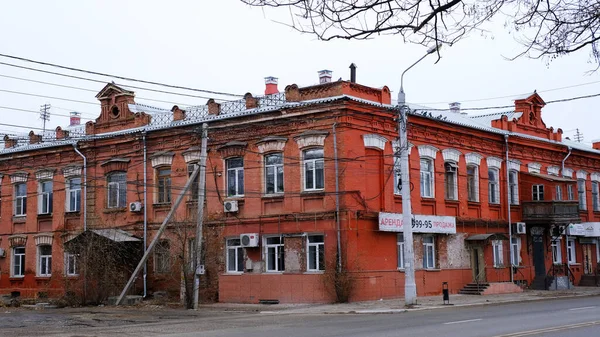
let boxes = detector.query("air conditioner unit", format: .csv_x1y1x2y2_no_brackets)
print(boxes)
516,222,526,234
224,200,238,213
129,202,143,212
240,233,259,247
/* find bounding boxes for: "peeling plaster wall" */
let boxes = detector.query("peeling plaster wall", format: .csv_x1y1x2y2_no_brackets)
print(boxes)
445,233,471,269
284,236,304,272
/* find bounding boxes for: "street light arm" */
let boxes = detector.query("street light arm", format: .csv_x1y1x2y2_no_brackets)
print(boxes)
398,45,441,105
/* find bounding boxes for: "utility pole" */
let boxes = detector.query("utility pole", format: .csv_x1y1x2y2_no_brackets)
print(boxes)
397,45,440,306
40,104,51,134
193,123,209,310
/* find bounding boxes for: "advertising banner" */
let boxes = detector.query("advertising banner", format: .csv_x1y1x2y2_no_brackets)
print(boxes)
379,212,456,234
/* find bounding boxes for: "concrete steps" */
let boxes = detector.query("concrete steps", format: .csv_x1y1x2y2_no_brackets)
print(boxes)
579,275,600,287
459,283,490,295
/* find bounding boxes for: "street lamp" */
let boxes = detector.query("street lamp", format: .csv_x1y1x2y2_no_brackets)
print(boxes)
397,44,441,306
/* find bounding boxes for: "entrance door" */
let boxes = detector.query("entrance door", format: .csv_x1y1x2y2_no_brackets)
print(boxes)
532,230,546,277
583,244,593,275
471,246,485,282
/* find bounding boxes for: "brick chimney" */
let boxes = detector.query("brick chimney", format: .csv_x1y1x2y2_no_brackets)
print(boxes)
265,77,279,95
244,93,258,109
171,105,186,121
29,131,42,144
318,70,332,84
55,126,69,140
593,139,600,150
207,99,221,115
3,135,16,148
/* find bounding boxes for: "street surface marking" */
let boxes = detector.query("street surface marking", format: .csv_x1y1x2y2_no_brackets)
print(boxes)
443,318,482,325
568,306,596,311
492,320,600,337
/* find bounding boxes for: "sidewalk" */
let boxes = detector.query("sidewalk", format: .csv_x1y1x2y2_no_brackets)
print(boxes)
200,286,600,315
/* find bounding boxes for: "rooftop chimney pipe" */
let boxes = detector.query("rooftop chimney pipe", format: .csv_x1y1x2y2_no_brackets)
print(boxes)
449,102,461,114
264,76,279,95
349,63,357,83
70,111,81,126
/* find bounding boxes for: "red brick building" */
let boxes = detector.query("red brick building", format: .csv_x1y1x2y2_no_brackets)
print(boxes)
0,72,599,303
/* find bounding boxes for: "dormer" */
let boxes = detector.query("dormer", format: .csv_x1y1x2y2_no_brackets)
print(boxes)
491,92,562,142
86,82,151,135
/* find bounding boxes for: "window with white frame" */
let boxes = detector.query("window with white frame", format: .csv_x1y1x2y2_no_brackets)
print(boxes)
38,180,53,215
303,148,324,191
226,157,245,197
187,163,200,201
307,235,324,272
567,184,575,201
64,252,78,276
488,168,500,204
532,184,544,201
444,162,458,200
467,165,479,202
156,167,172,204
226,238,244,273
423,236,435,269
397,233,405,270
578,179,587,210
509,170,519,205
14,183,27,216
592,182,600,211
38,245,52,277
265,153,284,194
154,240,170,273
511,237,521,266
107,172,127,208
66,178,81,212
420,158,434,198
265,236,285,272
556,185,563,201
492,240,504,267
567,239,576,264
551,240,562,264
12,246,25,277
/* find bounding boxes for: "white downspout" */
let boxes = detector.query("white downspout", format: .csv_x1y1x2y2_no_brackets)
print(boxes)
504,135,513,283
332,123,342,272
561,146,572,288
143,131,148,298
72,143,87,231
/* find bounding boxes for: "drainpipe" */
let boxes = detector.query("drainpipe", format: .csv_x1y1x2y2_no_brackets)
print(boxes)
72,143,87,231
333,123,342,272
142,131,148,298
561,146,572,288
504,135,513,283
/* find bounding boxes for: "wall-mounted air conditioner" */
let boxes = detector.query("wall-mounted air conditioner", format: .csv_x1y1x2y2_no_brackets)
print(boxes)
224,200,238,213
240,233,259,247
129,202,143,212
516,222,526,234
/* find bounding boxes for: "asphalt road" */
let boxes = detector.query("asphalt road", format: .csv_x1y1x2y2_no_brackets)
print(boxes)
3,296,599,336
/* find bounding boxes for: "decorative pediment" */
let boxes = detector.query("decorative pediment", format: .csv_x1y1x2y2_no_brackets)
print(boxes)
528,162,542,173
34,233,53,246
362,134,387,151
294,130,328,149
10,171,28,184
442,148,461,163
547,166,560,176
591,172,600,182
100,158,130,174
487,157,503,169
35,168,55,180
62,165,82,178
8,234,27,247
256,136,287,154
182,147,201,163
95,82,134,100
150,151,175,168
507,159,521,171
577,170,588,180
465,153,483,166
417,145,439,159
217,141,247,158
391,140,414,156
563,167,574,178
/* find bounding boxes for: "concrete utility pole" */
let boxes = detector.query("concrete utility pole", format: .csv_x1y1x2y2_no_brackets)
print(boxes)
397,45,440,306
40,104,51,134
193,123,209,310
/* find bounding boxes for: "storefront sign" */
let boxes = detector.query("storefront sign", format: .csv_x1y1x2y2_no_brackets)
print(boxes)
378,212,456,234
581,222,600,237
567,223,586,236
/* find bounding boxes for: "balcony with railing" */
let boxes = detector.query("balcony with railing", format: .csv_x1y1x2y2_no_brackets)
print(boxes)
521,200,580,225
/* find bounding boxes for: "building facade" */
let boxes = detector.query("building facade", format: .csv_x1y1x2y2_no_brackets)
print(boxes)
0,73,599,303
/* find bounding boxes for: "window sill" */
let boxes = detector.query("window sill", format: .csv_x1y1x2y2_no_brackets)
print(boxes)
301,191,325,197
12,216,26,223
445,199,459,203
64,211,80,218
489,203,501,207
424,268,441,272
102,207,127,214
224,271,244,275
304,271,325,274
421,197,435,201
397,268,405,273
37,213,53,219
262,194,284,200
264,271,284,274
467,201,481,205
153,203,171,210
568,263,580,266
36,276,52,280
9,277,24,281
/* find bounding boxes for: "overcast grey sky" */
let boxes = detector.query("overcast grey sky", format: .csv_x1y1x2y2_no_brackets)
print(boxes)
1,1,599,143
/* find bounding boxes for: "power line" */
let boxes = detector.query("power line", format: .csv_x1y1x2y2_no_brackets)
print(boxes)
0,106,94,121
0,88,99,105
39,104,51,133
0,53,243,98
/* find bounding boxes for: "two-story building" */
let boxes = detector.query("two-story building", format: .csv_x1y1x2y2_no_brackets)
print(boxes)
0,70,599,304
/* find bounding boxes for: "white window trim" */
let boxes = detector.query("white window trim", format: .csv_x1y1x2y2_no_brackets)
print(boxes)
397,233,405,270
226,238,244,273
467,165,480,202
302,149,324,192
64,252,78,276
66,177,82,212
511,237,521,266
592,182,600,211
420,157,435,198
156,167,172,204
567,239,576,264
264,153,284,195
306,234,325,272
492,240,504,267
107,172,127,208
578,179,587,211
556,185,563,201
532,184,544,201
12,246,25,278
567,184,575,200
552,239,563,264
38,245,52,277
226,157,245,197
14,183,27,216
423,236,436,269
444,162,458,200
264,236,285,273
38,180,53,215
509,170,519,205
488,168,500,204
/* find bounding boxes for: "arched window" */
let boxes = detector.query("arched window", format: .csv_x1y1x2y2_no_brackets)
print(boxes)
488,168,500,204
467,165,479,202
420,158,434,198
